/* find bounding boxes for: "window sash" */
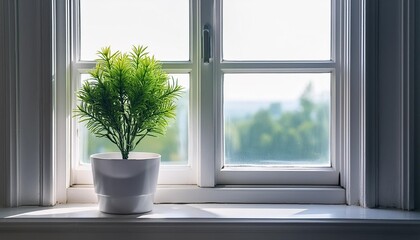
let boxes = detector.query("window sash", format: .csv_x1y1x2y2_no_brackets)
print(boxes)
198,0,343,186
70,0,200,185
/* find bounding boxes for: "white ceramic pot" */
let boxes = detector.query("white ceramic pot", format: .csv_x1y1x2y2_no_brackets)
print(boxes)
91,152,160,214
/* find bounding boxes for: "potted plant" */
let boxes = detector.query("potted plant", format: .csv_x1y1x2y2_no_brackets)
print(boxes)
75,46,182,214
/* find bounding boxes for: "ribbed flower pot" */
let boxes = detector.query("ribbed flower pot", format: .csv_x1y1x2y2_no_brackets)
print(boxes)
91,152,160,214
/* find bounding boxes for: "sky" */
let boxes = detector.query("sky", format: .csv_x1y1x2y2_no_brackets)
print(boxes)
80,0,331,102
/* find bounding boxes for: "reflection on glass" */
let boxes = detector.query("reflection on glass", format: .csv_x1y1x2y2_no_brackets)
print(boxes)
78,74,189,165
223,0,331,60
224,73,330,167
80,0,189,61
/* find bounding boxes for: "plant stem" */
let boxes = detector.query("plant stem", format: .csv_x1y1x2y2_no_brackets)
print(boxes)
122,151,129,160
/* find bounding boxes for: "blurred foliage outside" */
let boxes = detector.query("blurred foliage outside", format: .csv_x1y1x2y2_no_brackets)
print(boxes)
79,83,329,166
225,83,330,166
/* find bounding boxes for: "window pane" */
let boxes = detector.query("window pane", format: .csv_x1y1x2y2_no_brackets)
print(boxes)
222,0,331,61
80,0,189,61
78,74,189,165
224,73,330,167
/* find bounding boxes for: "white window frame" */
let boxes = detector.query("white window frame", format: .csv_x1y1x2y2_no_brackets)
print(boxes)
209,0,342,186
56,0,356,204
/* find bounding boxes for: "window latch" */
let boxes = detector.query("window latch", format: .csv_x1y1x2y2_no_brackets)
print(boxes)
202,24,212,64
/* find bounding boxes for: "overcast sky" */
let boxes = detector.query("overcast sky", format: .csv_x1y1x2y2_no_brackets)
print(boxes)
80,0,331,102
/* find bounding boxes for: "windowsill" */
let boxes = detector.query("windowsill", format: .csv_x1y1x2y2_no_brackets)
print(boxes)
1,203,420,222
1,204,420,239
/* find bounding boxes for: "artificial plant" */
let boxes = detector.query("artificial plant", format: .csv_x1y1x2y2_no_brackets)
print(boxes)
75,46,182,159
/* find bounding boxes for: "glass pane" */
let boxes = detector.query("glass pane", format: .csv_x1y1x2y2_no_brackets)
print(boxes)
80,0,189,61
224,73,330,167
222,0,331,61
78,74,189,165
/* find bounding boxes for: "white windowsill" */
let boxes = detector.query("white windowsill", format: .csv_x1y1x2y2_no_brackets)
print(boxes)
1,204,420,239
1,203,420,222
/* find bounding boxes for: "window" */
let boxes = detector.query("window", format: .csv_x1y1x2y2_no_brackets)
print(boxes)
67,0,348,202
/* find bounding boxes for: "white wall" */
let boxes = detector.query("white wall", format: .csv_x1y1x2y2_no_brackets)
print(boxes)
414,0,420,211
0,0,54,207
0,0,7,209
377,0,406,208
0,0,17,209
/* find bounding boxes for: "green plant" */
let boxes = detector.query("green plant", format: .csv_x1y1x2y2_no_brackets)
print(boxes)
75,46,182,159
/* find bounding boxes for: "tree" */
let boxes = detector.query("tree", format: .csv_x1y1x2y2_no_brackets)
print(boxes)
225,83,330,165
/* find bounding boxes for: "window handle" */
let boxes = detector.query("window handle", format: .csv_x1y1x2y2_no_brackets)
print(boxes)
203,24,211,64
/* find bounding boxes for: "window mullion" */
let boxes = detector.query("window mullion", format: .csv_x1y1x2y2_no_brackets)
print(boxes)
198,0,217,187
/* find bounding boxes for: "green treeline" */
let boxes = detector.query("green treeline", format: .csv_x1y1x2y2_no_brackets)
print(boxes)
225,84,330,165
